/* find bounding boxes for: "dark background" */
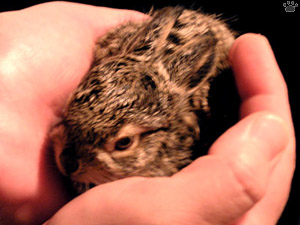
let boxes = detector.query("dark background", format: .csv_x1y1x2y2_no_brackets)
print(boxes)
1,0,299,224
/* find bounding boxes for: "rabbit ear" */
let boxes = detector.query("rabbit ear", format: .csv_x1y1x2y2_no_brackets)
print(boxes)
152,9,234,93
126,7,234,100
124,7,184,57
160,32,219,112
161,31,218,91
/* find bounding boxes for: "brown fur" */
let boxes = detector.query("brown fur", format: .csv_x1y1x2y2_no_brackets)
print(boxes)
50,6,235,193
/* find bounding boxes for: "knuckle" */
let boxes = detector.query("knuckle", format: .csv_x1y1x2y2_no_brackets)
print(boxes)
227,151,267,203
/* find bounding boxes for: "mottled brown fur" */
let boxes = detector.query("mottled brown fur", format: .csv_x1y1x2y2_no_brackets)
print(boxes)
50,6,235,193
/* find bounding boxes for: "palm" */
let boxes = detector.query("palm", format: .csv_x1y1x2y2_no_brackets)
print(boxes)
0,3,146,224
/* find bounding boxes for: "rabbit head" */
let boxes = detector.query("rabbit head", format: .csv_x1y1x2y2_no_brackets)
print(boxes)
50,7,235,193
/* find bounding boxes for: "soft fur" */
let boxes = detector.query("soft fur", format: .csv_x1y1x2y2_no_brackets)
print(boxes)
50,6,235,193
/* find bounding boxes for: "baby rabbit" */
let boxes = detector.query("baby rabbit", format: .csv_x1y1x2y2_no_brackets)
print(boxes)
50,6,235,193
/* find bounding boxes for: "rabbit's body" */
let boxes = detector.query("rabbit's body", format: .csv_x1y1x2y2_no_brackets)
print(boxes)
51,7,235,193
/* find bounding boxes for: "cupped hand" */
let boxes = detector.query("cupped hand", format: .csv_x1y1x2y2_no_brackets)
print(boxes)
43,35,295,225
0,2,146,224
0,2,295,225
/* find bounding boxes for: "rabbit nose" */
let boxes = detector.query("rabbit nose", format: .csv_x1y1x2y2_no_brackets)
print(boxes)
59,151,80,175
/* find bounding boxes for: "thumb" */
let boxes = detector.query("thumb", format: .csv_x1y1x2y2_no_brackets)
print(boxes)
43,112,289,225
173,111,289,224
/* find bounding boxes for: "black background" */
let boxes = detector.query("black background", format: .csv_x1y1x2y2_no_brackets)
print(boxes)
1,0,299,224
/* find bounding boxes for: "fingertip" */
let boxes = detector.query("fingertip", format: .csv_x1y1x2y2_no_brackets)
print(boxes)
210,111,289,161
247,112,290,160
228,32,288,104
88,7,149,37
229,33,270,64
126,9,150,21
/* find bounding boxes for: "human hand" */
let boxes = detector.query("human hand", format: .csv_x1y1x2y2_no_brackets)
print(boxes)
0,2,295,224
0,2,146,225
43,34,295,225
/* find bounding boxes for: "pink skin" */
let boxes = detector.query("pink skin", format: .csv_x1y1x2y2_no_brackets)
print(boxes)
0,2,295,225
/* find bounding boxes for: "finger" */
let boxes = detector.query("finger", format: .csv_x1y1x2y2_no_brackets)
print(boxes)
44,112,289,225
23,2,148,114
77,6,149,38
229,34,293,127
36,2,149,38
174,112,289,224
42,177,162,225
213,34,297,225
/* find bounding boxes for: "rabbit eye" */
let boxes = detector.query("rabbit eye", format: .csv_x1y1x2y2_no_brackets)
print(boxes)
115,136,133,151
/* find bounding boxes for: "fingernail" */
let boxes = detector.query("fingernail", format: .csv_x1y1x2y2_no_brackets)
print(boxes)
248,113,289,160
